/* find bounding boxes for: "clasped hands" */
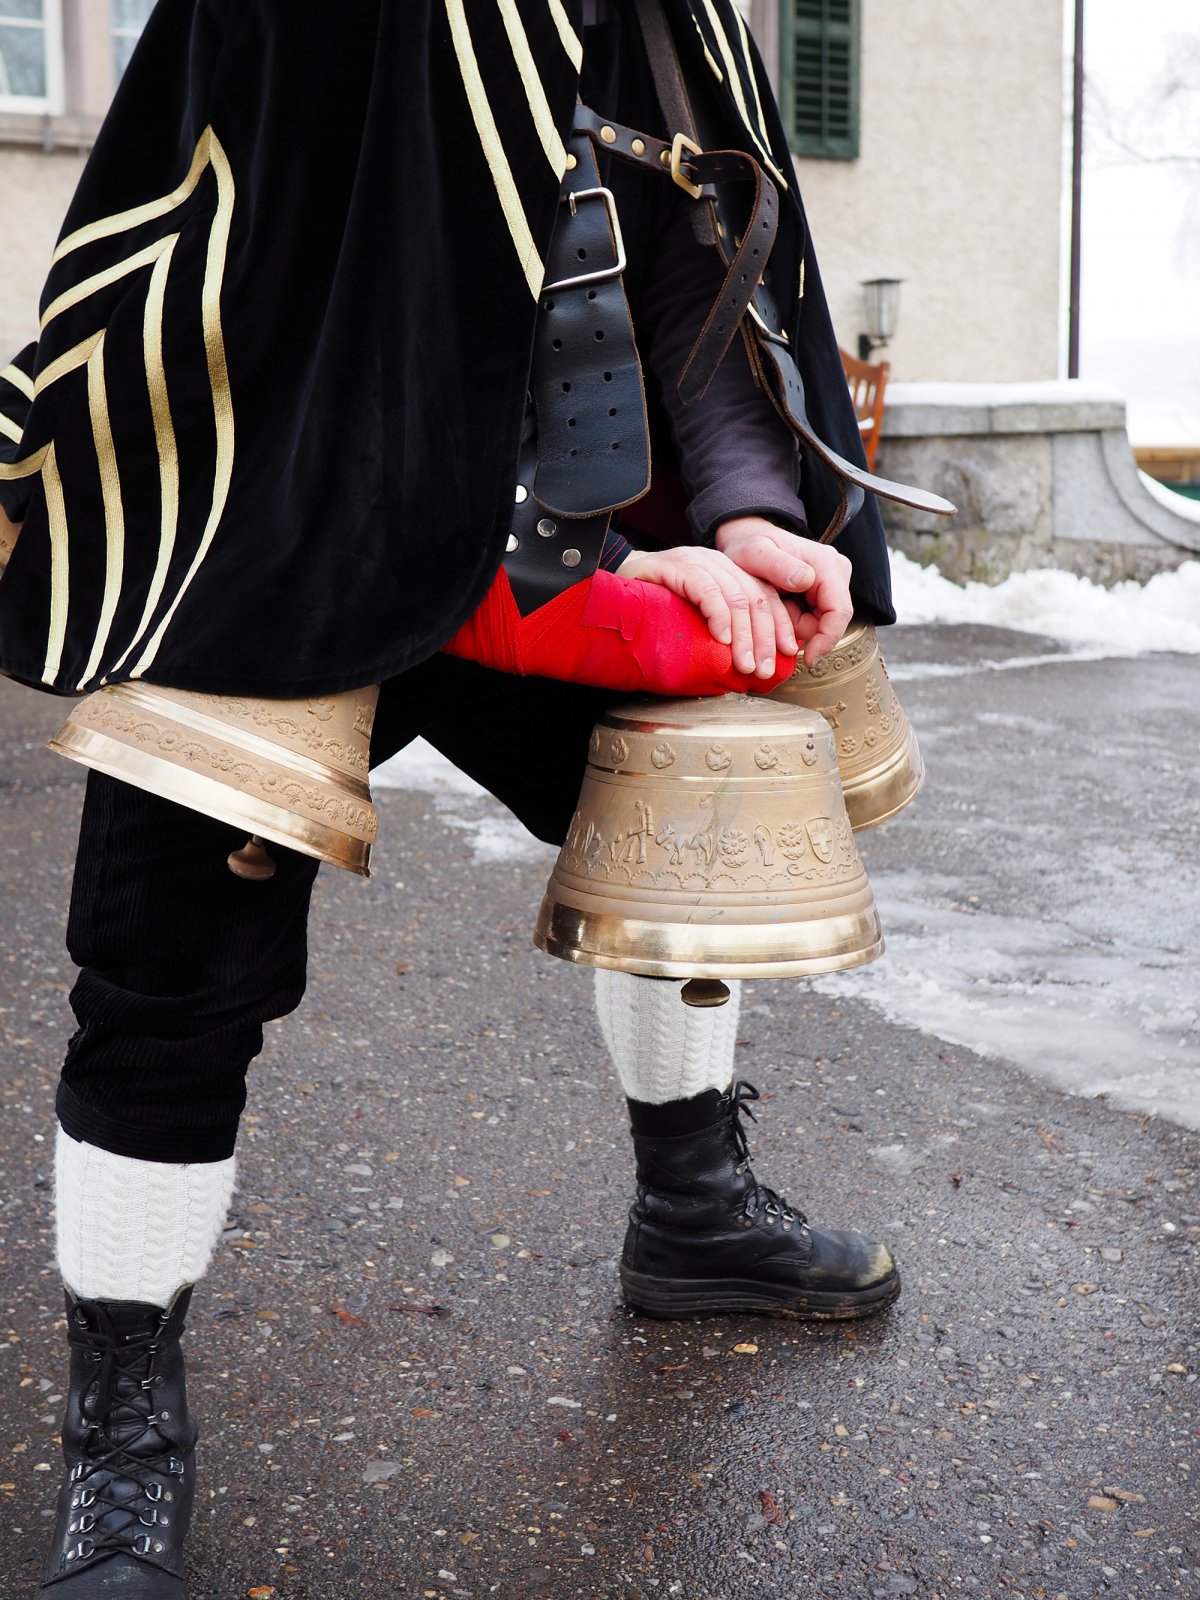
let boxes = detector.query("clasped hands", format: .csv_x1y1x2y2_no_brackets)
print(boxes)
616,514,853,677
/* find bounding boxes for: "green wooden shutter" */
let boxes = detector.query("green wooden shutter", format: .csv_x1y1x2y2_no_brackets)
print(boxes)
780,0,860,160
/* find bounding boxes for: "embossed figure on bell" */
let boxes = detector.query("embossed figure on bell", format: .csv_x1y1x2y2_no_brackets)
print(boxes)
536,695,883,979
772,618,925,830
48,683,382,876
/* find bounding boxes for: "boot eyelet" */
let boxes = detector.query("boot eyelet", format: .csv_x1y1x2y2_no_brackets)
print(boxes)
140,1507,162,1526
145,1482,164,1502
133,1534,152,1556
79,1489,96,1507
73,1539,94,1561
168,1456,184,1475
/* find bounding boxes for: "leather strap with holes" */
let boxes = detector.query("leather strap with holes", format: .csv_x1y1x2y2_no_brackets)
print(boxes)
572,106,779,408
504,440,614,617
529,129,651,522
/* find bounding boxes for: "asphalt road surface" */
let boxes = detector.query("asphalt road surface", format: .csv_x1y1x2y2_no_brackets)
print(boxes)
0,626,1196,1600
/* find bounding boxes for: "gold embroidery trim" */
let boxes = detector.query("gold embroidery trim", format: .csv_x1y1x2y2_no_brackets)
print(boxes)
130,131,236,677
0,412,21,444
75,339,126,691
730,3,776,169
0,445,49,480
1,362,34,400
547,0,583,71
699,1,788,190
497,0,568,177
34,329,106,396
109,239,179,679
444,0,544,298
41,443,70,683
53,135,211,264
41,239,173,332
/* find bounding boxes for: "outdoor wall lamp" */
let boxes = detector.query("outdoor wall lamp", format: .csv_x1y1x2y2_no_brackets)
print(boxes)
858,277,903,362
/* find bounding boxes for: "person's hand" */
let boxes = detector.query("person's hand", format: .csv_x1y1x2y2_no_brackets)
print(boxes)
616,543,803,680
714,515,853,666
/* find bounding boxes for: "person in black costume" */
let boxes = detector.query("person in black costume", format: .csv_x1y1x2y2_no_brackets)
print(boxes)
0,3,905,1593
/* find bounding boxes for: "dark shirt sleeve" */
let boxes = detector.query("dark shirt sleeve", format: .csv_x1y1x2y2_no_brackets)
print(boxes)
633,188,808,545
0,342,38,524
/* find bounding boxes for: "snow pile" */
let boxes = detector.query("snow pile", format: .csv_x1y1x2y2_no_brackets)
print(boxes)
891,549,1200,655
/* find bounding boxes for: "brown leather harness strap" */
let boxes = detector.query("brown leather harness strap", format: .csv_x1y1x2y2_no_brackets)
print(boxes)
573,105,780,408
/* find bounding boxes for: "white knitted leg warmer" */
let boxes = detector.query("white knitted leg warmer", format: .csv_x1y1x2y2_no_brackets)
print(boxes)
594,969,742,1104
55,1127,236,1307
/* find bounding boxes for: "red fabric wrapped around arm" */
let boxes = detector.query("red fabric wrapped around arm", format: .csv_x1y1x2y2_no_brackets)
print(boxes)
443,565,796,696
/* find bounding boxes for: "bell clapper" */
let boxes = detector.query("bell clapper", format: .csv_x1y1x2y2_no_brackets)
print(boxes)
227,835,277,881
680,977,732,1009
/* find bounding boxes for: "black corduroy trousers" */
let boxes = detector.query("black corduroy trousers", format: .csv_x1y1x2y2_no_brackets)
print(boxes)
56,656,618,1164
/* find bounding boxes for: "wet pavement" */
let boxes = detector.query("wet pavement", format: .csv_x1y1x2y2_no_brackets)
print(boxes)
0,626,1197,1600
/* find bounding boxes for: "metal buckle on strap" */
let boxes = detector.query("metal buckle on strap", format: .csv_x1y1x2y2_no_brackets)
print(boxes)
670,132,703,199
542,187,627,294
747,297,790,346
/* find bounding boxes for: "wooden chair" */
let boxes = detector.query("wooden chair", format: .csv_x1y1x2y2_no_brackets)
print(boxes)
839,347,890,471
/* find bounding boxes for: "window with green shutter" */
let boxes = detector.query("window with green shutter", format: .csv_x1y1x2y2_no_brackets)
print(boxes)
779,0,860,160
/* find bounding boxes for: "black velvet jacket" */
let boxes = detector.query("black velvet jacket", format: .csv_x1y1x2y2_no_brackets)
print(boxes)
0,0,891,699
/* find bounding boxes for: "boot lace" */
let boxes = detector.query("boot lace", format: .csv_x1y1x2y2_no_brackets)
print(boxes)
727,1081,808,1231
62,1310,185,1565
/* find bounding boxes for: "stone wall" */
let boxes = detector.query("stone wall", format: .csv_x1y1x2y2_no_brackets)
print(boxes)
878,382,1200,585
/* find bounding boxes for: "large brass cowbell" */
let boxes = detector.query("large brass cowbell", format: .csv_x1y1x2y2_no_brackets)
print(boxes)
50,682,381,876
774,619,923,830
535,695,883,980
6,517,381,875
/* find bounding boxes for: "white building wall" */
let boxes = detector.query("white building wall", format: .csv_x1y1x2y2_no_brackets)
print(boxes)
0,3,1065,382
0,151,86,354
753,0,1064,382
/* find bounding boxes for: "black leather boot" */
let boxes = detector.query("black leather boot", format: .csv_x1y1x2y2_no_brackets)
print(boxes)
40,1288,196,1596
620,1083,900,1320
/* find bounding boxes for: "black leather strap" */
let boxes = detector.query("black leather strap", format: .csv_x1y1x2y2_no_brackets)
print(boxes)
504,441,613,617
745,278,956,539
530,130,651,520
572,106,779,407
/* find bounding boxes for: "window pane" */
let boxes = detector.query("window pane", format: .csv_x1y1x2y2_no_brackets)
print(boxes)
113,0,154,80
0,2,46,22
112,0,154,29
0,21,46,98
112,33,136,79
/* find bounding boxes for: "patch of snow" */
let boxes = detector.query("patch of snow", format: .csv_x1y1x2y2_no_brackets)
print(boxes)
1139,470,1200,524
886,379,1124,408
372,738,554,865
891,550,1200,655
814,874,1200,1131
372,738,486,797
